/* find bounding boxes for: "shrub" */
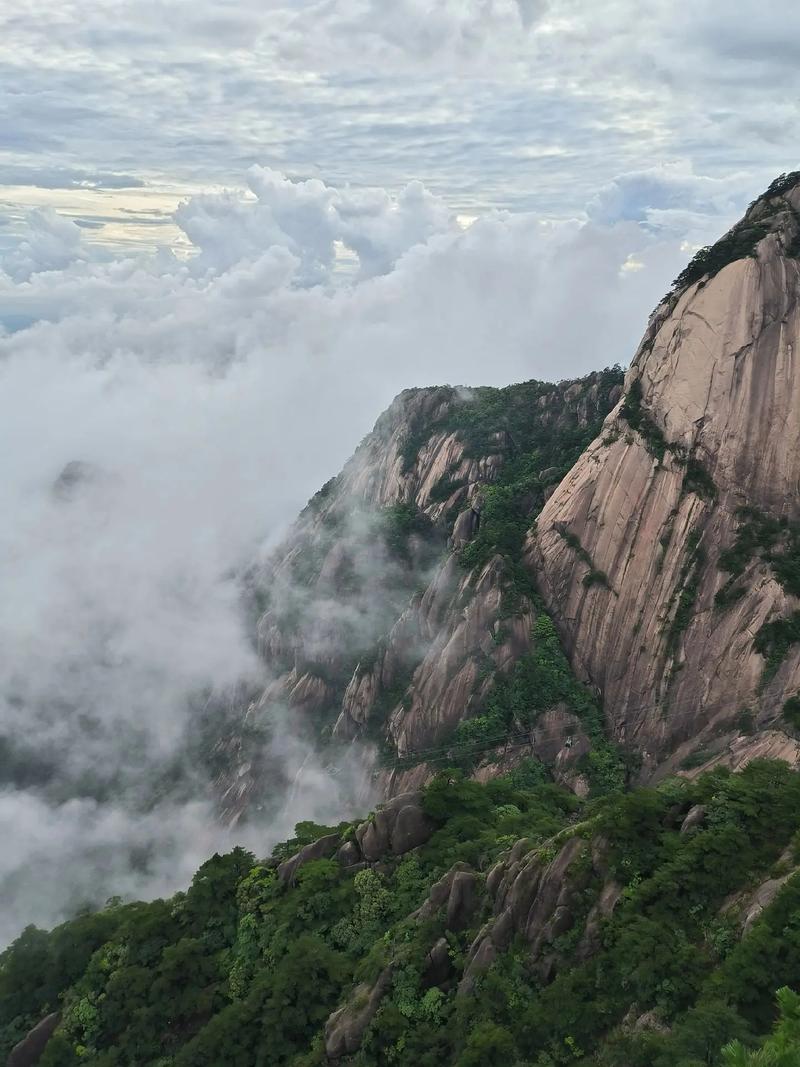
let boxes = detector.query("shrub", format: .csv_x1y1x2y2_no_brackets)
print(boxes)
783,695,800,730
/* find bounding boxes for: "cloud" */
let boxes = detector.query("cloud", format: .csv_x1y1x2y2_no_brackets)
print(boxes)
585,161,755,242
674,1,800,72
0,166,699,945
0,728,371,946
175,167,455,282
2,0,797,253
0,164,145,190
314,0,546,66
2,208,88,281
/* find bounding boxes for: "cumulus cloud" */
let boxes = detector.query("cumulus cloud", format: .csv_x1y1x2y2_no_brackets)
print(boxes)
0,167,693,945
176,167,455,282
3,208,88,281
585,161,756,243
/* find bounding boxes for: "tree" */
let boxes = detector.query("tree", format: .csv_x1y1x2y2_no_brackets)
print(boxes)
722,988,800,1066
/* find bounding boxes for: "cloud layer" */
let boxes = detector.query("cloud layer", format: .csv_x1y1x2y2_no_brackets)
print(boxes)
0,166,699,944
1,0,797,252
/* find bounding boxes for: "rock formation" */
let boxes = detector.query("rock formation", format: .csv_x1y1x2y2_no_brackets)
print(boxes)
7,1014,60,1067
530,172,800,779
218,173,800,814
218,372,622,816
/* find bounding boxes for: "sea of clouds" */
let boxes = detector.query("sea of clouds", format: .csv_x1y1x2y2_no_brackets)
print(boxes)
0,164,730,944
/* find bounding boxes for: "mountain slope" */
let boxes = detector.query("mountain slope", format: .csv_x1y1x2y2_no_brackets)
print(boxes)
530,171,800,780
222,370,624,819
3,761,800,1065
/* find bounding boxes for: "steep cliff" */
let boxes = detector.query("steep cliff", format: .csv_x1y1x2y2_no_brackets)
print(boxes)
229,172,800,808
529,171,800,780
223,371,623,818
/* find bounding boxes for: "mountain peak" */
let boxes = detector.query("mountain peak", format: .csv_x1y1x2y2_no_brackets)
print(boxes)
533,169,800,782
669,169,800,296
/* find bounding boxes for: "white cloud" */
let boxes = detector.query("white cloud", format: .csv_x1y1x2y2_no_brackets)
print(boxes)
176,167,456,282
585,161,760,245
0,166,701,945
3,208,88,281
2,0,796,252
0,0,796,952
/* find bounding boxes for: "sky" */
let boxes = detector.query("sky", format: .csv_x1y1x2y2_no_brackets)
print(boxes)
1,0,798,251
0,0,798,943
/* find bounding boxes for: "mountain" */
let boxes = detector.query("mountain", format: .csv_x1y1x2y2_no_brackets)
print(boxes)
221,369,625,820
5,173,800,1067
532,172,800,780
225,170,800,819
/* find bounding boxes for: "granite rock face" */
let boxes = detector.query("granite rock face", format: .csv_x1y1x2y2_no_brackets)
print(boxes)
456,831,625,995
273,791,435,887
7,1013,61,1067
324,968,394,1059
217,373,619,817
530,178,800,778
219,177,800,816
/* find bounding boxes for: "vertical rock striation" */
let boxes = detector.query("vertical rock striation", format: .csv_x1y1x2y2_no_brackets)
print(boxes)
530,174,800,777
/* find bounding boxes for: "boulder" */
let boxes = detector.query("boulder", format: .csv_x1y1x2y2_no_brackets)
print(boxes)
276,832,341,886
324,968,393,1059
8,1013,61,1067
335,840,362,867
422,937,452,987
451,507,480,548
391,803,433,854
458,936,497,995
575,879,623,961
679,804,707,834
353,792,433,862
415,863,481,931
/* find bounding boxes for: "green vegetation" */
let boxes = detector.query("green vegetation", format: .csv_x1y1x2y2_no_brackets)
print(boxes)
378,503,438,565
397,371,625,788
620,379,669,463
683,455,718,501
716,508,800,607
665,528,707,656
722,987,800,1065
619,380,717,500
665,172,800,298
784,696,800,731
555,526,610,590
717,510,800,677
3,762,800,1066
670,221,769,294
299,476,339,517
408,369,623,469
448,614,624,794
762,172,800,199
455,368,624,589
427,474,467,505
754,612,800,685
680,746,717,771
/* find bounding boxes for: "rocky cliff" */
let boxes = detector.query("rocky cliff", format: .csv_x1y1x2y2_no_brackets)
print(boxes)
530,171,800,780
222,371,623,818
225,172,800,816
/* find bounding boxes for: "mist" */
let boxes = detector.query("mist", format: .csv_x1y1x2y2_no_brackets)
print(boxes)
0,166,691,946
